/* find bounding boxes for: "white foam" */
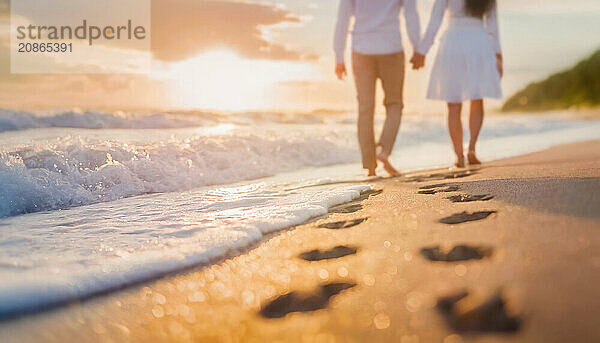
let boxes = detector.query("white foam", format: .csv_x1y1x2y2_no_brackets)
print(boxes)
1,111,600,317
1,113,598,218
0,182,370,317
0,129,357,218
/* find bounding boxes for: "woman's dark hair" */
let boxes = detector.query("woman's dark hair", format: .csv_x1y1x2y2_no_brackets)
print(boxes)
464,0,495,18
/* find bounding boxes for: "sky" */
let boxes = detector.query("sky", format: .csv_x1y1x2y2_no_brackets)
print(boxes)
0,0,599,113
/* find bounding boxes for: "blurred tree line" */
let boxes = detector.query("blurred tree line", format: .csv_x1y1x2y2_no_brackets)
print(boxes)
503,49,600,112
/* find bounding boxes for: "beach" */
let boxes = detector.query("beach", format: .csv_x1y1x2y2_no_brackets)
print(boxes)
2,139,599,343
3,0,600,340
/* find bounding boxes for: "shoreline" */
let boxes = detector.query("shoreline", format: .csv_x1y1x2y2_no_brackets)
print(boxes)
2,140,600,342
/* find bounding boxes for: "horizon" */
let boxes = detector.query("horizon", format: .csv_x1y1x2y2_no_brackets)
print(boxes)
1,0,599,113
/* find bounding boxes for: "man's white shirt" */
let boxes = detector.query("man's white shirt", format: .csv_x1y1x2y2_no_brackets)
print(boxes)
334,0,421,63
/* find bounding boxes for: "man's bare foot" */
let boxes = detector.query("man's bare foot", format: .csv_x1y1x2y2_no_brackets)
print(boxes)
377,153,400,177
367,168,377,177
467,151,482,165
455,155,466,168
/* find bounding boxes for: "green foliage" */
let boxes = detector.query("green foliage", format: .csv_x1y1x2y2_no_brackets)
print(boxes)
502,50,600,112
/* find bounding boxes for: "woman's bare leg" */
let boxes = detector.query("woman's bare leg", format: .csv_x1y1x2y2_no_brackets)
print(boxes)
447,103,465,168
468,100,484,165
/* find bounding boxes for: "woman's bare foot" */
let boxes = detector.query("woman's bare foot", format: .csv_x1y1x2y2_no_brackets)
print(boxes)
467,151,482,165
377,153,400,177
455,155,466,168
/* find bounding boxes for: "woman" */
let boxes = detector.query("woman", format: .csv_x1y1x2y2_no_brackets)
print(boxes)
417,0,502,167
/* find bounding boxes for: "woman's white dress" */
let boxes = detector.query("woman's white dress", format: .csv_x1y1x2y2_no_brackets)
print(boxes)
418,0,502,102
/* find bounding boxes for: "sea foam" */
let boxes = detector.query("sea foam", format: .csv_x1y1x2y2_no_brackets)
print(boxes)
0,182,370,317
1,110,600,319
0,130,357,218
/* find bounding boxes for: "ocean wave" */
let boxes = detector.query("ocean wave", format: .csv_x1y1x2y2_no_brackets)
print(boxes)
0,109,351,132
0,109,222,132
1,110,592,218
0,183,371,318
0,131,358,218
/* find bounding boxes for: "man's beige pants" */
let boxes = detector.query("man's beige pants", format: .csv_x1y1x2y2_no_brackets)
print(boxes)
352,51,405,171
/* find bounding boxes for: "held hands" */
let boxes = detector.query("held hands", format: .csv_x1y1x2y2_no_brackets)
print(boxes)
335,63,347,80
410,52,426,70
337,52,426,79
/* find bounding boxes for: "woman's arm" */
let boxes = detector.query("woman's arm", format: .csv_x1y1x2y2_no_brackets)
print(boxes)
485,1,502,54
417,0,447,55
485,2,502,77
403,0,421,53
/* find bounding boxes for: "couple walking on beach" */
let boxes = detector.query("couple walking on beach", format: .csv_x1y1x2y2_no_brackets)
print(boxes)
334,0,503,176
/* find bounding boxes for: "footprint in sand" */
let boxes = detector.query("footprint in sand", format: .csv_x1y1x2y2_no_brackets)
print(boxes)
440,211,497,224
356,189,383,201
259,282,356,319
406,170,477,183
418,185,460,195
447,194,494,202
420,245,493,262
322,190,381,216
318,218,368,229
331,203,363,214
300,246,358,261
420,183,450,190
436,291,521,333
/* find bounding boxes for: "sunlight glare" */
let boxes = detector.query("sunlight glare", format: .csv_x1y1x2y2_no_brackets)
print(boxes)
167,51,315,111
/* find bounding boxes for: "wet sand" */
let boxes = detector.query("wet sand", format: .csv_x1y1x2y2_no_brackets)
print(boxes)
2,140,600,343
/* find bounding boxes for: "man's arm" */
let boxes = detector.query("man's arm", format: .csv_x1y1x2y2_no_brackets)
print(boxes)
333,0,353,79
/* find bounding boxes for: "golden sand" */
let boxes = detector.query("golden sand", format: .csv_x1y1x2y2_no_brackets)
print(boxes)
2,141,600,343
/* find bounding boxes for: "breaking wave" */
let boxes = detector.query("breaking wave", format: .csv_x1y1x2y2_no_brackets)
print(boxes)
0,131,357,218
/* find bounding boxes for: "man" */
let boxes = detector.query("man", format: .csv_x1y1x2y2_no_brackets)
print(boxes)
334,0,424,176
